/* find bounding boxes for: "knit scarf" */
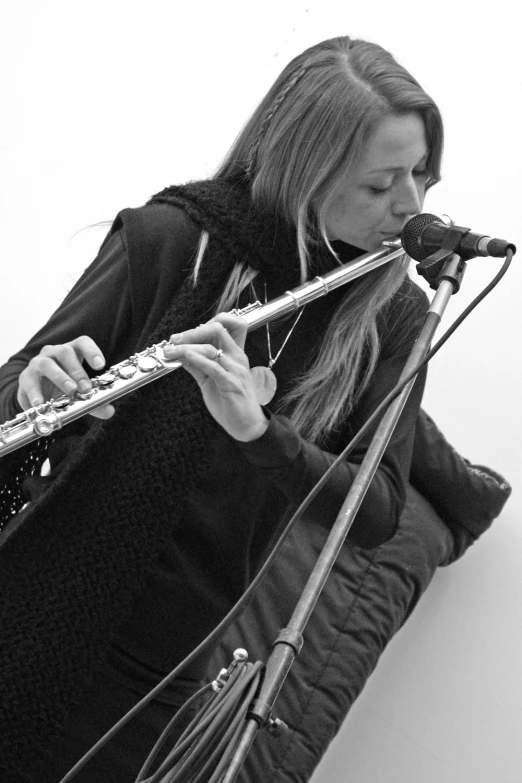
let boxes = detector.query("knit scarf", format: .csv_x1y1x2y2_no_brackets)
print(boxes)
0,178,306,781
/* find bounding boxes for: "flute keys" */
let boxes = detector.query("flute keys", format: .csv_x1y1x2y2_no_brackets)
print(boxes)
137,356,158,373
96,373,117,389
33,410,62,437
75,387,95,401
117,364,137,380
52,396,72,410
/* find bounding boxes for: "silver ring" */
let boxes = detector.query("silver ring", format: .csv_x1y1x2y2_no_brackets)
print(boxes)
214,348,224,363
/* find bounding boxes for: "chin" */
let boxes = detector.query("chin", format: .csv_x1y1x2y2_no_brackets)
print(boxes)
363,237,384,252
339,235,371,250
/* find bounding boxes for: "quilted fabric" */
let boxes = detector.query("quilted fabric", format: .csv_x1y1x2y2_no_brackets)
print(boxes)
206,415,511,782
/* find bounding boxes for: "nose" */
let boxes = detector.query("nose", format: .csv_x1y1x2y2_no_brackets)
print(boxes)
392,175,423,219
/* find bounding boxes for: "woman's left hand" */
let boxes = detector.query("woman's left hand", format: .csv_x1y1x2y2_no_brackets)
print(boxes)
162,313,269,442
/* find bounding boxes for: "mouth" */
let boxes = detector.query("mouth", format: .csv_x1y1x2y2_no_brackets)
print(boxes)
379,231,402,239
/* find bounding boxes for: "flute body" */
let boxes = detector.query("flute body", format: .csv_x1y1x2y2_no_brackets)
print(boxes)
0,241,403,457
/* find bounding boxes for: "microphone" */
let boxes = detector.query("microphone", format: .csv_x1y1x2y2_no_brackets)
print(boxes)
401,213,516,261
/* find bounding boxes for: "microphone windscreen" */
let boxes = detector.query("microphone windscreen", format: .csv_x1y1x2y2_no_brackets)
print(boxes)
401,213,441,261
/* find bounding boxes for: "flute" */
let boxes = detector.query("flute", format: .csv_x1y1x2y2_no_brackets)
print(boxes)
0,240,403,457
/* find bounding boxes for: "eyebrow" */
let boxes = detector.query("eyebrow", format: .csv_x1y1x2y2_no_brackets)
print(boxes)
367,153,429,175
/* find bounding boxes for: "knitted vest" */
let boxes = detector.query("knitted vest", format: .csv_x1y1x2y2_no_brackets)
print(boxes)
0,179,306,780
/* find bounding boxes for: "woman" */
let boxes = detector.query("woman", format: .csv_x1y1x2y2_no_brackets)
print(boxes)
0,36,441,781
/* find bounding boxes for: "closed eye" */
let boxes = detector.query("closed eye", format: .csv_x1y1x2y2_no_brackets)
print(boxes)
369,169,427,195
368,184,391,195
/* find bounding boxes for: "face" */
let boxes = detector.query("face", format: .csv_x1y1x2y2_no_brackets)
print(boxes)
324,113,429,250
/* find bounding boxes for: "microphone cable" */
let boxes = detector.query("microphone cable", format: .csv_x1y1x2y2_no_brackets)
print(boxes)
135,654,264,783
59,249,513,783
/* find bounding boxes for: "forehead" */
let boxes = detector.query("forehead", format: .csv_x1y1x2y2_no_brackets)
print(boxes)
358,113,428,174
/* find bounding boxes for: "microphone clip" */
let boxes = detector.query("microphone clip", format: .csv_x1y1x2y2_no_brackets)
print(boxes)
416,224,469,291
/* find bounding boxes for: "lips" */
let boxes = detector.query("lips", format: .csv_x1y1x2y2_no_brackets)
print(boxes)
380,231,402,239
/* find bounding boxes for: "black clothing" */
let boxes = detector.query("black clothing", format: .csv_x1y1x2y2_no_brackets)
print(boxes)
0,179,427,782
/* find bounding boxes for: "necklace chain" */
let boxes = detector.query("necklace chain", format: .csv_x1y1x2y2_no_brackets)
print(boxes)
247,280,306,406
264,281,304,368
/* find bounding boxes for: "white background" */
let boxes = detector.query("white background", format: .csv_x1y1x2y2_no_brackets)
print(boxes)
1,2,521,781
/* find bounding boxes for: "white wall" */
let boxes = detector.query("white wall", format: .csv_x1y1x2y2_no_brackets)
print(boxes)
1,2,520,780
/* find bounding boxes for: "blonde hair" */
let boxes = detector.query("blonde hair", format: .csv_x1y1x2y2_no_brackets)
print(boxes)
210,36,443,443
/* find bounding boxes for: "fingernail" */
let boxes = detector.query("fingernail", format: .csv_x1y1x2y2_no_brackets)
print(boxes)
170,333,182,343
78,379,91,392
64,381,77,393
92,355,104,370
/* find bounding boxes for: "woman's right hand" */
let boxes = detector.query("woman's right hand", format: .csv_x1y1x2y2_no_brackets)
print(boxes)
17,336,115,419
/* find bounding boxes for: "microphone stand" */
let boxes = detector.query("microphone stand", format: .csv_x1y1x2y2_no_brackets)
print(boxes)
220,252,466,783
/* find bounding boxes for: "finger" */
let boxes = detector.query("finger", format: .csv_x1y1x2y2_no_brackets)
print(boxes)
27,350,91,397
165,344,241,390
17,385,36,411
89,404,115,420
68,335,106,372
42,337,106,390
18,360,65,408
211,313,249,349
48,337,106,381
163,343,229,374
169,317,247,354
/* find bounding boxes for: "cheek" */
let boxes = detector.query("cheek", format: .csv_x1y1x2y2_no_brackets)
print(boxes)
325,195,355,234
332,193,354,219
325,189,392,243
360,196,389,225
337,192,375,227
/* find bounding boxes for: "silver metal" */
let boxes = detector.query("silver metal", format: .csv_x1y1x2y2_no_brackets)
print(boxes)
0,240,404,458
427,255,463,317
137,355,159,373
223,255,465,783
381,237,403,248
212,667,230,692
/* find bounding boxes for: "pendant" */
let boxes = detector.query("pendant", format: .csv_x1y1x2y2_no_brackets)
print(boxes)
250,366,277,405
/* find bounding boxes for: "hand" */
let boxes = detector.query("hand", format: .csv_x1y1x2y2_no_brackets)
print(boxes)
17,336,115,420
162,313,269,442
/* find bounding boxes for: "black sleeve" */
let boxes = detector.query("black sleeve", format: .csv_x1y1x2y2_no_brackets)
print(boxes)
237,281,429,548
0,230,136,424
0,204,202,425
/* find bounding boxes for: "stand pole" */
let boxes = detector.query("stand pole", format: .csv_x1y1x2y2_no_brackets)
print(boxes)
220,254,465,783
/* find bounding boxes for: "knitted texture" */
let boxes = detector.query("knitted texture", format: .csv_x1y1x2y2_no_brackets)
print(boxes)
0,178,303,781
151,179,303,284
0,437,51,525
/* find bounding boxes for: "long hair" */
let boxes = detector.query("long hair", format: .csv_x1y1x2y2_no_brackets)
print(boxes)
212,36,444,443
